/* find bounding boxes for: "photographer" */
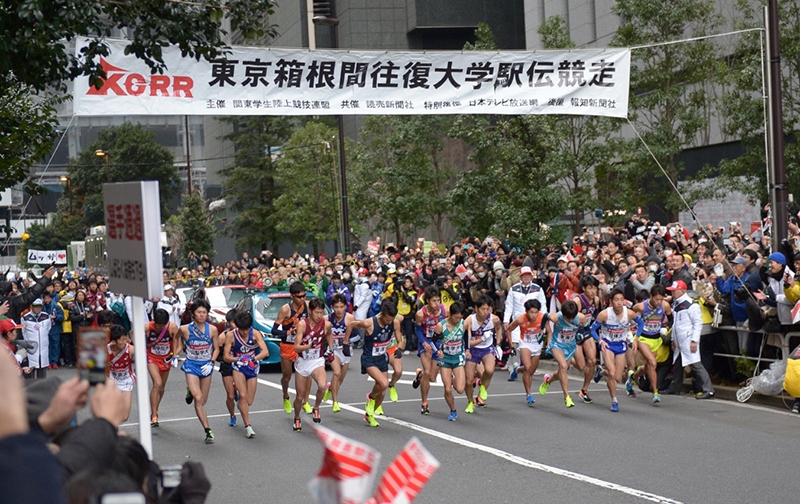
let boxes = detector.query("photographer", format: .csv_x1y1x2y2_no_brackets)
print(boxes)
0,265,55,323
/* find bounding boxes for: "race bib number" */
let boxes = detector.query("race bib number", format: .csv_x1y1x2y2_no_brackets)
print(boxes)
186,343,211,361
286,330,296,344
332,336,344,349
111,371,129,381
372,341,389,356
152,343,171,356
558,328,577,344
523,330,542,344
303,348,321,360
443,340,462,355
644,321,661,334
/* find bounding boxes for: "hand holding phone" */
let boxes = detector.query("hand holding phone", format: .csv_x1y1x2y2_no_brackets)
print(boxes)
77,327,110,385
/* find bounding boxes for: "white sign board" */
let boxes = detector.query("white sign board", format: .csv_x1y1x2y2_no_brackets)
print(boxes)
74,38,631,118
102,181,163,299
27,249,68,264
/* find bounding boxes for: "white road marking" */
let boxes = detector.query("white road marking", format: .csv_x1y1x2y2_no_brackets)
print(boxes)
255,377,683,504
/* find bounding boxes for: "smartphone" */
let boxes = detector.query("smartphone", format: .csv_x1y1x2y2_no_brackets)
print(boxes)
160,465,182,489
78,327,110,385
100,494,146,504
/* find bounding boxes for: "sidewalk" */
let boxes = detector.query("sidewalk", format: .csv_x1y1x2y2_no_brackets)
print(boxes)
514,357,796,413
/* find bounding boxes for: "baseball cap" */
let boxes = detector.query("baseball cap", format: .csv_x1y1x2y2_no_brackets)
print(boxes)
31,298,43,306
557,256,568,263
0,319,23,333
520,266,533,276
665,280,687,291
731,256,748,266
768,252,787,265
163,284,174,292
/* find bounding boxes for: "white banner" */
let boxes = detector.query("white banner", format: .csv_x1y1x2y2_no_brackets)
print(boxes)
27,249,68,265
74,39,630,118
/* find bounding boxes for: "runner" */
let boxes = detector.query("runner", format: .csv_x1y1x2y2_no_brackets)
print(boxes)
344,299,400,427
590,288,645,412
106,324,135,421
572,276,603,404
292,297,332,431
175,299,219,444
631,284,672,404
381,312,406,414
271,281,309,414
464,295,502,412
433,301,469,421
144,308,179,427
506,299,550,406
539,300,588,408
218,310,239,427
413,286,448,415
224,310,269,438
323,293,356,413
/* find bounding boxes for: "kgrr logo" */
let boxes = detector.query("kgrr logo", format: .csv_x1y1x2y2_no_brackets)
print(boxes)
87,58,194,97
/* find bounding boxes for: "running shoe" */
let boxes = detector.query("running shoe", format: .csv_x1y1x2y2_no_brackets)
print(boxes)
625,370,635,394
465,402,475,414
610,401,619,413
579,389,593,404
508,362,520,381
593,365,604,383
204,429,214,444
365,393,376,416
332,401,341,413
626,389,637,397
526,394,535,406
475,397,486,408
245,425,256,438
412,368,422,389
389,385,399,402
322,382,332,402
478,384,489,401
293,418,302,432
539,374,551,395
792,402,800,414
303,402,313,414
151,416,159,428
448,410,458,421
283,398,292,414
312,408,321,424
228,415,237,427
364,414,380,427
185,387,193,405
565,395,575,408
375,405,384,416
652,393,661,404
234,389,239,403
420,402,430,415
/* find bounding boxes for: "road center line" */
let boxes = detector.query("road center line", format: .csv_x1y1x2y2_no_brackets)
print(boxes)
256,377,683,504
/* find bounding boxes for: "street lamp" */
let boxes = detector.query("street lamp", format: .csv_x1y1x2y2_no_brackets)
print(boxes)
312,14,351,255
95,149,110,183
59,176,72,213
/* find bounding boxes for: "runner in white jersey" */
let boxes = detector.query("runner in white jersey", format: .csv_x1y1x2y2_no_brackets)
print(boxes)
322,293,356,413
106,324,135,421
590,288,644,412
464,294,502,412
292,297,332,431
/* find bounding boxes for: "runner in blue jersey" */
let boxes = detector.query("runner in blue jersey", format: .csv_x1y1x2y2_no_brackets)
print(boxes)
433,301,469,421
344,299,402,427
175,299,220,444
224,310,268,438
590,288,645,412
322,293,356,413
538,300,589,408
631,284,672,404
572,276,603,404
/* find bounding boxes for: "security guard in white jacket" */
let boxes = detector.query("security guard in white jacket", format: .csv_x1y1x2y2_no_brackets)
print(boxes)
504,267,547,343
666,280,714,398
22,298,52,378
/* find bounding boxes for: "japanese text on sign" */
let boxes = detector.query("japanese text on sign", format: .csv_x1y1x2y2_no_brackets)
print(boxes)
106,204,143,241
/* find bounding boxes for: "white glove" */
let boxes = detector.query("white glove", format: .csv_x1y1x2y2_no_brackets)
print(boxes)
200,362,213,376
714,263,724,276
659,327,668,336
171,357,180,368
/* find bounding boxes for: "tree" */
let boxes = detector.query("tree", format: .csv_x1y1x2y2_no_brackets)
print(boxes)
0,0,278,191
220,116,294,252
67,123,180,225
610,0,724,220
273,122,340,254
169,192,216,261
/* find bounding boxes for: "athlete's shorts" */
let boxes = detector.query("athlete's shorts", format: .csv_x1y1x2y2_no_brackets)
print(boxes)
468,345,494,364
218,361,233,377
549,342,577,362
387,345,397,359
147,352,171,374
439,353,465,369
232,358,259,379
602,339,628,356
361,352,389,375
518,340,544,356
333,348,351,366
576,330,594,346
280,342,298,362
295,356,325,377
418,337,439,361
182,359,214,378
638,336,663,355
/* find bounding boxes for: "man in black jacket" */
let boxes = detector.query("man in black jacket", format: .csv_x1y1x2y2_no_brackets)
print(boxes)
0,266,55,322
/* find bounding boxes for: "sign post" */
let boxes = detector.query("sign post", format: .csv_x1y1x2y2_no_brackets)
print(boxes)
103,181,163,458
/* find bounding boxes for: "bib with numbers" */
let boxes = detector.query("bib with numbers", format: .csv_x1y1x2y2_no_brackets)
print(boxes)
107,343,135,383
641,301,666,336
329,313,347,349
185,322,213,361
367,316,394,357
520,312,546,343
553,314,579,344
441,320,465,356
299,318,325,360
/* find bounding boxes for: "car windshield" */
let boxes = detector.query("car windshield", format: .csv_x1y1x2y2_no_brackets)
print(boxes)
253,296,290,328
205,287,246,308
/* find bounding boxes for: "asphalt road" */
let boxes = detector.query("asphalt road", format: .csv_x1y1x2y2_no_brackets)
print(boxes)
58,351,799,504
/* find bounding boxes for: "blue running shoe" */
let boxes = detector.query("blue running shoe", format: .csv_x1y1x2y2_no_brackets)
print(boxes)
593,365,604,384
228,415,237,427
508,362,520,381
610,401,619,413
526,393,535,405
448,410,457,421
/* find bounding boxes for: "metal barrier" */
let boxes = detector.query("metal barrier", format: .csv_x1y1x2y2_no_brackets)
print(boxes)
713,325,800,361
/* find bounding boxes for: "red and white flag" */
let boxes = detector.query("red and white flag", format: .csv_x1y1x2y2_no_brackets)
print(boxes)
308,426,381,504
366,437,440,504
791,300,800,325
